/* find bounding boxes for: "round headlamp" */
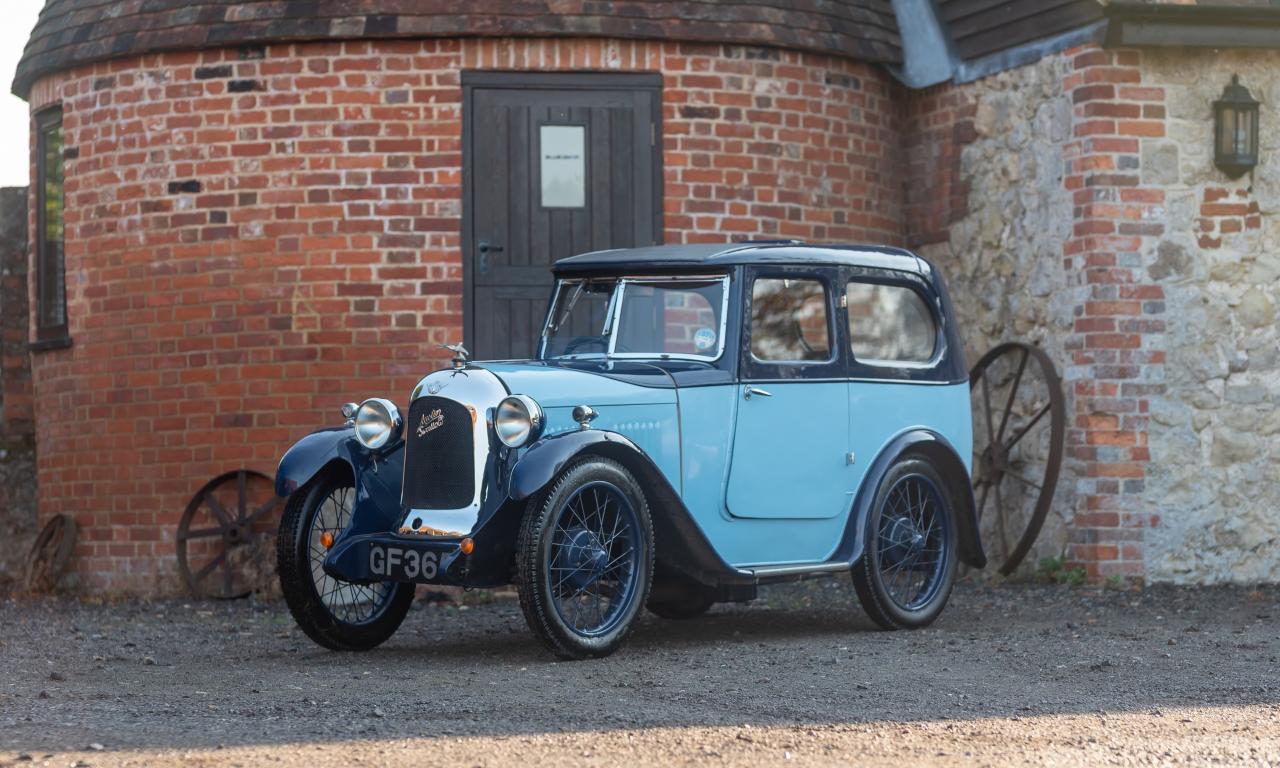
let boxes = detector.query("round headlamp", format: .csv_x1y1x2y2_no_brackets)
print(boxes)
353,398,403,450
494,395,544,448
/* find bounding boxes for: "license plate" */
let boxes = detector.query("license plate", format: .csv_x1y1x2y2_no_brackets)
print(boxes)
368,545,439,581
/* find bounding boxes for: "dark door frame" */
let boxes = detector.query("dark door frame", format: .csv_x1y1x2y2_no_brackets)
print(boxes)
460,70,665,355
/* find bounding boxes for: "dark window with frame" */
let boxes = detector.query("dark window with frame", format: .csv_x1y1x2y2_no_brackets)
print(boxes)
749,278,831,362
846,281,937,364
35,107,67,343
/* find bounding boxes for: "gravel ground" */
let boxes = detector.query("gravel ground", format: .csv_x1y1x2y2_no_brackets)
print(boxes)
1,579,1277,767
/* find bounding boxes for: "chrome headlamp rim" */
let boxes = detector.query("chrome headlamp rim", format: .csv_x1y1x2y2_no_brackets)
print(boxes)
494,394,544,448
353,397,403,450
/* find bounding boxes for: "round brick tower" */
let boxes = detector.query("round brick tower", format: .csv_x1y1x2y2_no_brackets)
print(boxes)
13,0,906,593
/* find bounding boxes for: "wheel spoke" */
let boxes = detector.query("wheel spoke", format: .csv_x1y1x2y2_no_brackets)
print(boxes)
1007,471,1043,491
192,551,227,583
203,493,235,530
236,470,248,523
981,369,998,455
178,526,223,541
1005,403,1051,451
993,475,1011,557
996,348,1029,444
242,497,279,527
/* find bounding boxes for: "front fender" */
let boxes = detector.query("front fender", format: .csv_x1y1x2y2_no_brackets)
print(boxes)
508,429,645,501
835,429,986,569
275,427,406,539
508,429,754,594
276,427,352,497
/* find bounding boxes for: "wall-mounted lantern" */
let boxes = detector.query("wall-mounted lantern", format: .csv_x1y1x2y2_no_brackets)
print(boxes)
1214,75,1260,179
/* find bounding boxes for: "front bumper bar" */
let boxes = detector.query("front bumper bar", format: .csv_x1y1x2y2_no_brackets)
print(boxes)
325,532,472,586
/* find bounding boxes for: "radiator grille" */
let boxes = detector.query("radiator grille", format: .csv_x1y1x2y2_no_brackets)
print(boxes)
402,396,475,510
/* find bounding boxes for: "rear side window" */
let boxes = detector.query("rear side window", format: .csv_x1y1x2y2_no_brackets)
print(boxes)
750,278,830,362
846,282,937,364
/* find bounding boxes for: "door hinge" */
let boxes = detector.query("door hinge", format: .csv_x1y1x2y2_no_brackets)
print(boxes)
650,122,656,146
846,451,857,465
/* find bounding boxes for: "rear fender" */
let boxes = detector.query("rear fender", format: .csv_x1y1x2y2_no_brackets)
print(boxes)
275,427,405,539
509,430,754,592
834,429,986,569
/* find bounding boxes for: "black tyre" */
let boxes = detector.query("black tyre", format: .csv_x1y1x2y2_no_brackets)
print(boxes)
647,587,715,620
277,467,414,651
516,457,654,659
852,456,958,630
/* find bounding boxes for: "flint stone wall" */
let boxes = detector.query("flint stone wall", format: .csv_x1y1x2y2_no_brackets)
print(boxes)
1139,49,1280,584
0,186,36,593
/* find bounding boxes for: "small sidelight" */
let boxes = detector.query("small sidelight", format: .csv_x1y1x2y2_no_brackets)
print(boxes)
1214,74,1260,179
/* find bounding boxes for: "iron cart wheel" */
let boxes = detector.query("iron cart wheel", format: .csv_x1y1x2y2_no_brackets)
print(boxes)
177,470,283,599
516,457,654,659
276,467,413,651
969,342,1066,575
852,456,958,630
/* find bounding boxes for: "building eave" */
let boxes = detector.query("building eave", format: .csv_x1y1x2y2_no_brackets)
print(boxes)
1105,1,1280,49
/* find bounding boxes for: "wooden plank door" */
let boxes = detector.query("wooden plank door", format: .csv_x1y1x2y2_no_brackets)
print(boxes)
463,72,663,360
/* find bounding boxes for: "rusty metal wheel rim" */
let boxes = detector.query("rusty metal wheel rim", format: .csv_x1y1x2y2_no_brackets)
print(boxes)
25,514,78,592
969,342,1066,575
176,469,281,599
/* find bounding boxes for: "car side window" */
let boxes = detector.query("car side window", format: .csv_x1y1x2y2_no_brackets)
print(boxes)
846,281,937,364
750,278,830,362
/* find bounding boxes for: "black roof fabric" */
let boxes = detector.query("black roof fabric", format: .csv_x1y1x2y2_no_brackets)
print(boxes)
554,243,926,273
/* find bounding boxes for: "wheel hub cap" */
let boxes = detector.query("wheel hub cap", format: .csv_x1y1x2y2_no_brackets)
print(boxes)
562,528,608,589
884,515,923,566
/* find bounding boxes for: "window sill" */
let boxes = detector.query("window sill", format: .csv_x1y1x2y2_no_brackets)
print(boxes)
30,336,73,353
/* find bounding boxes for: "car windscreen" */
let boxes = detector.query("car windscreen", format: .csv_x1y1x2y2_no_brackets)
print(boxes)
540,276,727,361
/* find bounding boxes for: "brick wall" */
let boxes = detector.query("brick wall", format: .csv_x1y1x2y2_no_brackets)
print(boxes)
27,38,900,593
902,84,975,249
1060,46,1167,580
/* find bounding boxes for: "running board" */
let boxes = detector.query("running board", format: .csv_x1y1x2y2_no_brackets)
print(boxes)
743,561,851,583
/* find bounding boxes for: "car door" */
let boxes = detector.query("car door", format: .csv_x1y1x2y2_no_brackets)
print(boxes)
725,269,852,520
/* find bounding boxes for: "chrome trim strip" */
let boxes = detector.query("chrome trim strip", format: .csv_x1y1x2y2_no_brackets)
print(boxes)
746,562,851,577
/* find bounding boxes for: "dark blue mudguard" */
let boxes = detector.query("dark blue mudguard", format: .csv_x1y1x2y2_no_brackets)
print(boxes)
833,429,986,569
510,429,755,594
274,427,405,540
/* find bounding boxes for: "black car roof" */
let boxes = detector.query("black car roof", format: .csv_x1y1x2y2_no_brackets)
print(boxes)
553,242,930,275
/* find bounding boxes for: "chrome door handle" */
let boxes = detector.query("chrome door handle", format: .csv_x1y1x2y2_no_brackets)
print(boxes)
743,386,772,400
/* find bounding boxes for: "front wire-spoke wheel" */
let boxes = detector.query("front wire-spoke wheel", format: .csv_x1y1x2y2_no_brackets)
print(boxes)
853,456,958,630
517,458,653,659
307,485,394,625
277,467,413,651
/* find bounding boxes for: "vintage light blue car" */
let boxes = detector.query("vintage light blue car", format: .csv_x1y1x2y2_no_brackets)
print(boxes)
274,242,986,658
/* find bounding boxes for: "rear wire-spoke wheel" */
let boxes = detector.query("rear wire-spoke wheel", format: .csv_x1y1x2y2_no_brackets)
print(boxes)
277,468,413,651
517,458,653,659
969,342,1066,575
853,457,958,630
